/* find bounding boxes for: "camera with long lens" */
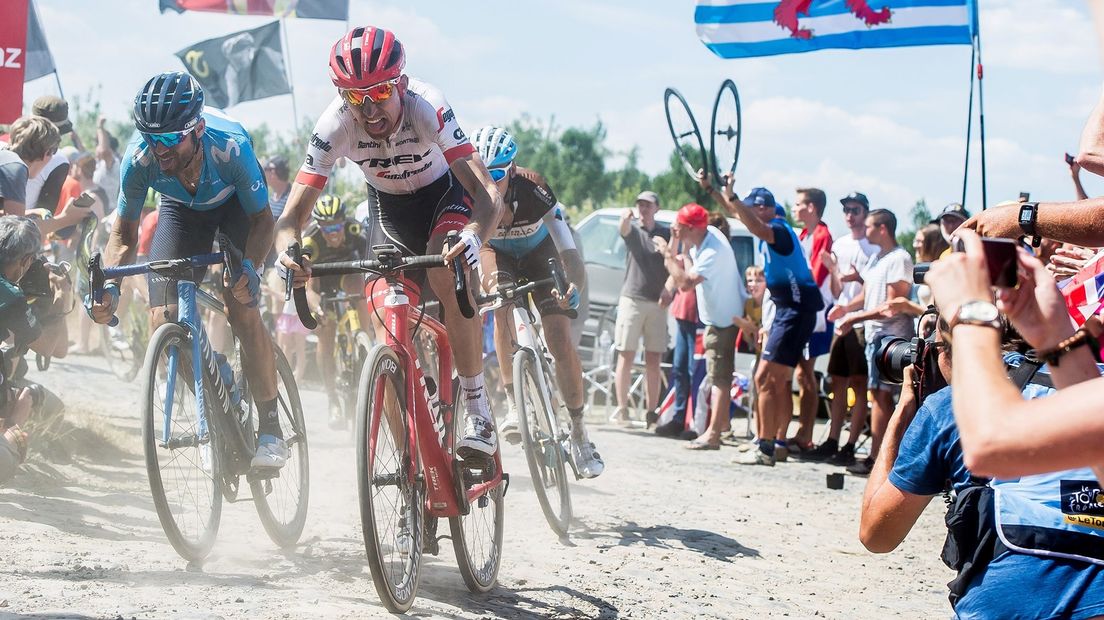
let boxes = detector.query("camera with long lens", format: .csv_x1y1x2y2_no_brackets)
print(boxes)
873,307,948,403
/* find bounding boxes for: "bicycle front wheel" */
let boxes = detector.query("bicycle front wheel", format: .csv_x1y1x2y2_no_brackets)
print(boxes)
449,377,505,593
141,323,222,562
251,345,309,547
514,348,572,536
357,344,422,613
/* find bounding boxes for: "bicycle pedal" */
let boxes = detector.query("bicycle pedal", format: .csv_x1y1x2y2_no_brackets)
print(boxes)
247,468,281,482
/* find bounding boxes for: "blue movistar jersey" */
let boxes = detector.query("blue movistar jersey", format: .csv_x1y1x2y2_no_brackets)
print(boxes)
117,109,268,221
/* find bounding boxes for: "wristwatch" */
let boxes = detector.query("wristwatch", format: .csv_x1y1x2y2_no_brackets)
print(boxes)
1018,201,1041,247
949,300,1001,331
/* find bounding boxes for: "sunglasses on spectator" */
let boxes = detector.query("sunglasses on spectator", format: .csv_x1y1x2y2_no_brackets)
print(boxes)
141,124,197,149
340,79,400,107
488,166,510,182
842,206,865,215
321,222,344,234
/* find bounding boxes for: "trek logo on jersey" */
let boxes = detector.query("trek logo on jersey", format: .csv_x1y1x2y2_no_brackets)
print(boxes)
357,140,381,149
436,107,455,131
310,133,332,152
357,148,433,169
376,161,432,180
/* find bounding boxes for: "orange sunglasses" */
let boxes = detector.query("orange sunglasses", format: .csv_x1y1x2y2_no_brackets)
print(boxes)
340,79,400,107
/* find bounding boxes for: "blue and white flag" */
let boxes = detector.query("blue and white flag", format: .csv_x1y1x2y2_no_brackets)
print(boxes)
696,0,976,59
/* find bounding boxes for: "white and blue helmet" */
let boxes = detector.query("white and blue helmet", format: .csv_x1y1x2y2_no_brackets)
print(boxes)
472,125,518,170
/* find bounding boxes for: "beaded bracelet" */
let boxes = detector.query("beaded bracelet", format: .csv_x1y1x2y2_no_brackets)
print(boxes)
1037,328,1092,367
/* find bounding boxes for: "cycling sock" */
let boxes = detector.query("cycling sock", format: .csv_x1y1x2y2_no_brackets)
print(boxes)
459,373,490,421
257,398,283,439
759,439,775,456
568,406,586,437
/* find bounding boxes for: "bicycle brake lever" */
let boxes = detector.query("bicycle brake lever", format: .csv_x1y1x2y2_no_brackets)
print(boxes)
286,242,318,330
446,231,476,319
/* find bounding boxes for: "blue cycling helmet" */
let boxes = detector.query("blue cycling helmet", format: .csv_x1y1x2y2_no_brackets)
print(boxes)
133,72,204,133
472,126,518,169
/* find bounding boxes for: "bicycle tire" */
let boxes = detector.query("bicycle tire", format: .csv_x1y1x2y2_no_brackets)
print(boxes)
514,348,572,536
350,330,373,430
710,79,743,185
141,322,222,562
251,345,310,547
102,294,147,382
664,87,708,181
449,377,505,592
357,344,422,613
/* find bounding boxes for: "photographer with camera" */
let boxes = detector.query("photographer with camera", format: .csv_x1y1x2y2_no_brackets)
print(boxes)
860,311,1104,618
924,229,1104,480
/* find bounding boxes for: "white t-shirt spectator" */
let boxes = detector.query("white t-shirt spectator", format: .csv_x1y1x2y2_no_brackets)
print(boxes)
24,152,67,210
689,225,747,328
93,154,121,213
861,246,914,338
832,235,878,306
0,149,28,212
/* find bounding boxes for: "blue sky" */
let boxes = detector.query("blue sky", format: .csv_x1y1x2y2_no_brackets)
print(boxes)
21,0,1104,233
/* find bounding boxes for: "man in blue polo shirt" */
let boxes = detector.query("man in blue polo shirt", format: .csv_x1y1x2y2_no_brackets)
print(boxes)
700,171,822,466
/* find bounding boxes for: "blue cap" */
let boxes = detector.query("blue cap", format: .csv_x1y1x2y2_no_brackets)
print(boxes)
745,187,776,209
774,204,786,218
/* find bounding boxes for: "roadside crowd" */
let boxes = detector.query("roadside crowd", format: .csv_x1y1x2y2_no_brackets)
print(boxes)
606,89,1104,617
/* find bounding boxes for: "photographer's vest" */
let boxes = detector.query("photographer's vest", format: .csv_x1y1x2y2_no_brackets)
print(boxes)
944,358,1104,604
989,379,1104,565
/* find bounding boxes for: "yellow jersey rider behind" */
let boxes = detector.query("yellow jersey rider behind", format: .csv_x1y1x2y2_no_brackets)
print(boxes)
301,195,372,428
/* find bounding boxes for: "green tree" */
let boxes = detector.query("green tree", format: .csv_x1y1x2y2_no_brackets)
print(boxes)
897,198,931,259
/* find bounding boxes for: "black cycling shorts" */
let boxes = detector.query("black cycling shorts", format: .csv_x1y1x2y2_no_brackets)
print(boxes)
364,171,471,294
146,194,251,307
480,235,570,317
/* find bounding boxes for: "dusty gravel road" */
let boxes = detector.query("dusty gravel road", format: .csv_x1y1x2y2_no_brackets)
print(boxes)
0,352,951,619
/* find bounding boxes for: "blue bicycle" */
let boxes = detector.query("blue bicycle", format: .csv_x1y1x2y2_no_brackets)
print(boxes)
88,236,309,562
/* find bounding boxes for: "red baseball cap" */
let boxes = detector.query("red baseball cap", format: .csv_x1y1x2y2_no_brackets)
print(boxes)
676,203,708,229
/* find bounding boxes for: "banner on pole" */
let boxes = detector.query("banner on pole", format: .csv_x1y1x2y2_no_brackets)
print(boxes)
0,0,31,124
696,0,976,59
176,21,291,108
25,0,56,82
160,0,348,21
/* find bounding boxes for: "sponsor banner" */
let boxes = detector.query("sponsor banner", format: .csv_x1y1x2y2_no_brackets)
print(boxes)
0,0,30,124
160,0,348,21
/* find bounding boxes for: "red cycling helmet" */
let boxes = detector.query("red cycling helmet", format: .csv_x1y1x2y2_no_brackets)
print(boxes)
329,26,406,89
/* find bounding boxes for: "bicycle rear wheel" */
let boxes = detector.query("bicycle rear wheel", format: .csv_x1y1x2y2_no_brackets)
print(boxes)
251,345,310,547
141,323,222,562
710,79,743,184
449,377,505,593
514,348,572,536
358,344,422,613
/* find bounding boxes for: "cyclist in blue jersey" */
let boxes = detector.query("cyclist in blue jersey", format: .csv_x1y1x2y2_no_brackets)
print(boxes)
88,72,287,470
472,126,604,478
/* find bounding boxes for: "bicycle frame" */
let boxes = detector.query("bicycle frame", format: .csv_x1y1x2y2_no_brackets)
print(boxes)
103,254,239,451
510,301,561,415
369,275,503,518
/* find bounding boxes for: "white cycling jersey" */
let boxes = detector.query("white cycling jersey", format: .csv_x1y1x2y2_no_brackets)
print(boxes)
296,78,475,196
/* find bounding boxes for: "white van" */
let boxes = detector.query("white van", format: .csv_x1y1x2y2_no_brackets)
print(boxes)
573,207,761,370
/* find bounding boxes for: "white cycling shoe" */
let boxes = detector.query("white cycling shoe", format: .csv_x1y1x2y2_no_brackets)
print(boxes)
567,428,605,479
251,435,288,469
499,405,521,445
456,414,498,460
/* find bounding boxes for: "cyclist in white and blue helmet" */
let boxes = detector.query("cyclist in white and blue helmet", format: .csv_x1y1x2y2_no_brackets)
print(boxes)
474,125,604,479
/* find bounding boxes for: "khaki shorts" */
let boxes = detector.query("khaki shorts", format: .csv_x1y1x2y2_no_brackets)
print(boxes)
614,297,669,353
704,324,739,390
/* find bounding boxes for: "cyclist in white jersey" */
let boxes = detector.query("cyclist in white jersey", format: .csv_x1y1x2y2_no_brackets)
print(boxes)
276,26,505,459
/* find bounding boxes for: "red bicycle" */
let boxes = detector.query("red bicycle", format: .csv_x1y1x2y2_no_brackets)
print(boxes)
288,235,505,613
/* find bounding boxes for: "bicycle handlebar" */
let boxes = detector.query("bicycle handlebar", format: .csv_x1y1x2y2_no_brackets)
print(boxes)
285,230,475,329
285,242,317,330
87,251,226,326
476,257,578,319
